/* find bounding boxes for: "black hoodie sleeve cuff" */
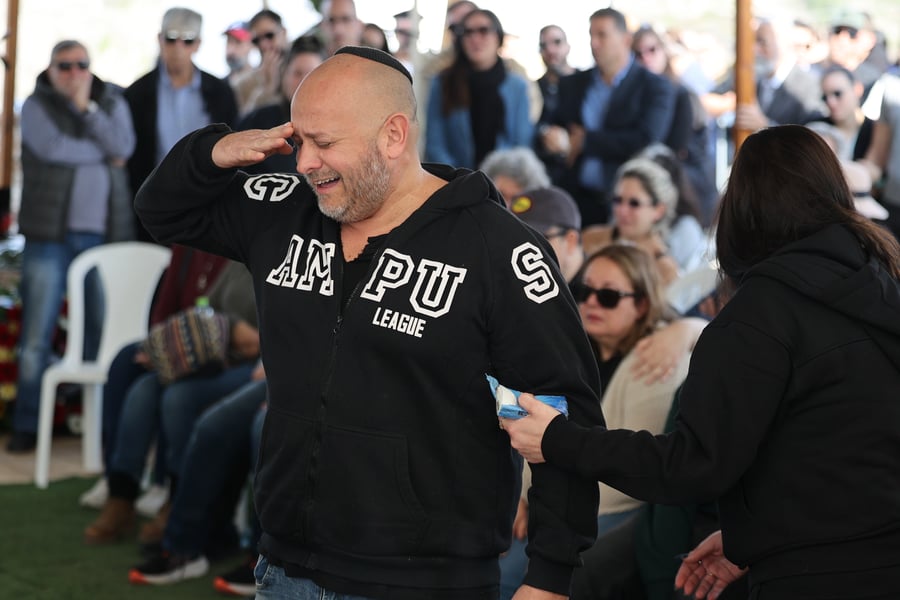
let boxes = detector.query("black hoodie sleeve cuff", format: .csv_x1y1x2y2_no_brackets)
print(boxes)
522,554,573,596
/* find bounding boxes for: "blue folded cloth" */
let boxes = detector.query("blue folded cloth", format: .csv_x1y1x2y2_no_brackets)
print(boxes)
485,374,569,420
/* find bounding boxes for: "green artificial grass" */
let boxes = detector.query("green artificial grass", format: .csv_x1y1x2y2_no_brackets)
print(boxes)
0,477,245,599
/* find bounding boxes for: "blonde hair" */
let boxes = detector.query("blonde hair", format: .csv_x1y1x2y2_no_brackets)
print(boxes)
615,157,678,235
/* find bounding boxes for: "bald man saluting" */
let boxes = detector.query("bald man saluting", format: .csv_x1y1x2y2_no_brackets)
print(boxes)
135,47,605,600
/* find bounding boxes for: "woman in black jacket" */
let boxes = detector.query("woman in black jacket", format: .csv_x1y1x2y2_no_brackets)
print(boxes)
504,125,900,599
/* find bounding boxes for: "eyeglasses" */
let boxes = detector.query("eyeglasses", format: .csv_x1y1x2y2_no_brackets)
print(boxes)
612,195,654,209
462,26,496,38
831,25,858,38
539,38,564,50
821,89,845,102
571,281,638,308
252,31,278,46
636,45,659,58
164,34,197,46
54,60,90,72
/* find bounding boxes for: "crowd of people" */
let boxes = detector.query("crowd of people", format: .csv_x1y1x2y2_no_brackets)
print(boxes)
4,0,900,599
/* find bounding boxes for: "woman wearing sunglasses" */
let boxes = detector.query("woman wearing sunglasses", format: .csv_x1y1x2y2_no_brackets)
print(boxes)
811,65,873,161
504,125,900,599
425,9,533,169
570,243,690,526
582,157,682,287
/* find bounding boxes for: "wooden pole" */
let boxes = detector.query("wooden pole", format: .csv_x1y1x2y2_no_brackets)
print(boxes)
1,0,19,195
733,0,754,154
0,0,19,236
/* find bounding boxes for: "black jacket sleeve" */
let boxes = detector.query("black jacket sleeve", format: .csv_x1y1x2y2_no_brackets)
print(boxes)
483,228,606,593
541,317,791,505
134,124,259,262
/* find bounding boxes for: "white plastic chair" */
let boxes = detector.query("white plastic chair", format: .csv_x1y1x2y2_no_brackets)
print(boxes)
34,241,171,489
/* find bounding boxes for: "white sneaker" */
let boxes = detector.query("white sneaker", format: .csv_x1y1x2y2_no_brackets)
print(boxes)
135,484,169,518
79,477,108,509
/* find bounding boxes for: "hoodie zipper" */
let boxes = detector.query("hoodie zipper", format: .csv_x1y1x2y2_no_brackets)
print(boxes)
301,242,371,544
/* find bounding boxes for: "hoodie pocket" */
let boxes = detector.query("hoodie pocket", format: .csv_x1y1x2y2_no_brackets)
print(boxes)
254,408,316,541
311,424,428,555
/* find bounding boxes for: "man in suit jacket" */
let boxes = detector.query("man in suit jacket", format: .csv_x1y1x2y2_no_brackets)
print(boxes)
540,8,675,226
733,18,825,132
125,7,238,242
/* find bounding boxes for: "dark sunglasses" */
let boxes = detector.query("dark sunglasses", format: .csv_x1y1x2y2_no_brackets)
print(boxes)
164,34,197,45
539,38,564,50
54,60,90,72
831,25,858,38
821,89,844,102
252,31,278,46
612,195,653,209
462,25,496,38
571,281,638,309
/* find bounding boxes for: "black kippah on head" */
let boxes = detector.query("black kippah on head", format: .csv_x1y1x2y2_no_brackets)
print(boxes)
334,45,413,84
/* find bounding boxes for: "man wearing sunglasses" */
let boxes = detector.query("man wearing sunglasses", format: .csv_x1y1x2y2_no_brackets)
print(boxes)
124,7,237,243
534,26,574,186
8,40,137,453
231,10,290,116
815,9,881,103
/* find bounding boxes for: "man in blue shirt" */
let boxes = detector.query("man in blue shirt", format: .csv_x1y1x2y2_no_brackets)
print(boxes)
124,7,238,242
544,8,675,226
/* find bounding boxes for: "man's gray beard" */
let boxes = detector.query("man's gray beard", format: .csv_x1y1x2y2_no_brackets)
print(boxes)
316,144,391,224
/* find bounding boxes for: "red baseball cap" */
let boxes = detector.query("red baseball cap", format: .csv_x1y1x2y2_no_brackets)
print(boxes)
224,21,251,42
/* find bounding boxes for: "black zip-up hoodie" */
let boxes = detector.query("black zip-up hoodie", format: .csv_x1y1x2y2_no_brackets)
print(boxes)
542,223,900,586
136,125,605,597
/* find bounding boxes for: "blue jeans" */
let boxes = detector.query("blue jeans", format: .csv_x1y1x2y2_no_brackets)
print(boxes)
109,363,254,484
253,555,375,600
13,233,104,433
499,509,640,600
164,379,267,556
102,341,163,478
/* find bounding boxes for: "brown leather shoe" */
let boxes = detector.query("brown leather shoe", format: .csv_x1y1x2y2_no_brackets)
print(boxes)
84,497,135,544
138,500,171,545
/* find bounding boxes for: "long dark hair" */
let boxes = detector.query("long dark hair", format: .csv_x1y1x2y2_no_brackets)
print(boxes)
439,8,505,115
715,125,900,281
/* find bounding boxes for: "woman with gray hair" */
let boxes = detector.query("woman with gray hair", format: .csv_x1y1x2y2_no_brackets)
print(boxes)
582,157,681,286
479,146,550,207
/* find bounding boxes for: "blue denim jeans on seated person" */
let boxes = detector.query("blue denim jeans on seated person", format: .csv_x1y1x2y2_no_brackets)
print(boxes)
102,341,151,474
13,233,104,433
253,555,376,600
109,363,255,484
164,379,267,556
